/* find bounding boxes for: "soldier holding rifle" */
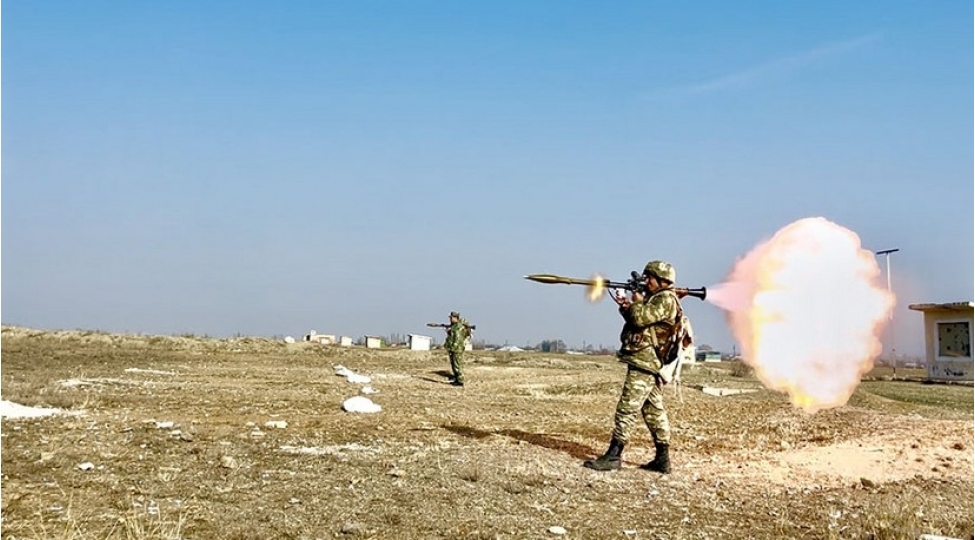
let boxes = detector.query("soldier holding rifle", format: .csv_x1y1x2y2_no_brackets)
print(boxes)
581,260,684,473
428,312,475,387
525,264,706,471
525,263,704,472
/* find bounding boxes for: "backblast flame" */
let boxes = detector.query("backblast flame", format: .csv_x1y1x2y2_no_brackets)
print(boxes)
707,217,895,413
587,274,606,303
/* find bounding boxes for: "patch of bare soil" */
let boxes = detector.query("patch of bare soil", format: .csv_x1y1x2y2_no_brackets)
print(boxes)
2,326,972,540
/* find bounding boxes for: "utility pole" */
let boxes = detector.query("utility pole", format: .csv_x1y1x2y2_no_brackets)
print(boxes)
875,248,900,376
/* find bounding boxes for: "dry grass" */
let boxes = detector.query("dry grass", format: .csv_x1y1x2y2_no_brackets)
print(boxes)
2,325,972,540
9,497,188,540
729,359,753,378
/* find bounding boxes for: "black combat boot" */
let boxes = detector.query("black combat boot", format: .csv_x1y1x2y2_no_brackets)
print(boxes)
583,438,624,471
640,441,671,474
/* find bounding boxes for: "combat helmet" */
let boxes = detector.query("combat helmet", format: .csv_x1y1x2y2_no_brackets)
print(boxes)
643,260,676,284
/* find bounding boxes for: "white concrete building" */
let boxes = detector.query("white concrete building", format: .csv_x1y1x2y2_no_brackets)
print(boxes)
339,336,354,347
408,334,433,351
908,301,974,382
304,331,336,345
364,336,382,349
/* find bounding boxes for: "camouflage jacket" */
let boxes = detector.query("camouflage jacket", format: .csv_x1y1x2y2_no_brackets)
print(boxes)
617,289,680,374
444,320,470,353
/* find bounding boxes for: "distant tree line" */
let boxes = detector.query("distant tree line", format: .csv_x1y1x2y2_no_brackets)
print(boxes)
360,332,617,354
345,332,753,359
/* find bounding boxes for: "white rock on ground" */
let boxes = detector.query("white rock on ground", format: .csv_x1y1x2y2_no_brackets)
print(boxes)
0,400,67,419
342,396,382,414
334,365,372,384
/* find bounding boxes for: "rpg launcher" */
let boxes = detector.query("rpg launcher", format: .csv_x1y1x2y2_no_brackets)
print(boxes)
426,322,477,330
524,272,707,301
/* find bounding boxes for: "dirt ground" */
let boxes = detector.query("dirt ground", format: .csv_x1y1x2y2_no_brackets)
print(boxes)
1,326,972,540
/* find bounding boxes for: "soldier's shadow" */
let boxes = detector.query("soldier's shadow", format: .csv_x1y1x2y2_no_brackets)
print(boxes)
442,424,597,461
416,370,455,385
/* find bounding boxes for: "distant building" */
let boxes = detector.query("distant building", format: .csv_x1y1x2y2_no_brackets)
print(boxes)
304,331,336,345
540,339,566,353
338,336,354,347
364,336,382,349
696,351,722,362
908,301,974,382
408,334,433,351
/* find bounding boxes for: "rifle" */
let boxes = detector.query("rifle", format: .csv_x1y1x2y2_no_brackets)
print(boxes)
427,322,477,330
524,272,707,301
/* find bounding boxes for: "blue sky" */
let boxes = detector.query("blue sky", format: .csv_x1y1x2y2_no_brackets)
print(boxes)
3,1,972,356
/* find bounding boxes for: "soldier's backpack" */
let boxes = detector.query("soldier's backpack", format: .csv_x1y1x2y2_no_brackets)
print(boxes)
659,299,687,366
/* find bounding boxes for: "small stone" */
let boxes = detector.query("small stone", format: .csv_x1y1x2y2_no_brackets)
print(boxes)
548,526,567,535
860,478,876,488
77,462,95,471
220,456,238,469
264,420,288,429
341,522,365,535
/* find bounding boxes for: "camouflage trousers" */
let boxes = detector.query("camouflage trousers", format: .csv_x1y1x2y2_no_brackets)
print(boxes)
611,366,671,445
448,350,464,383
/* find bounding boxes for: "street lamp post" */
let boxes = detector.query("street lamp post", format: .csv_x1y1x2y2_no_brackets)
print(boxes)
875,248,899,375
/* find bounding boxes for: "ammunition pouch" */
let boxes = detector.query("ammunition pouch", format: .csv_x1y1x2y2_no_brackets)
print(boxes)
620,329,656,354
621,337,649,353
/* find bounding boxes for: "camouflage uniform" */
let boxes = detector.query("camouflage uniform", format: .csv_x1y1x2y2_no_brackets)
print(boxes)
584,260,681,473
444,312,470,385
613,289,680,445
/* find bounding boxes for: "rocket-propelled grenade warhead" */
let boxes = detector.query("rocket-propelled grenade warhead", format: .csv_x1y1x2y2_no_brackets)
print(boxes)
524,274,600,286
